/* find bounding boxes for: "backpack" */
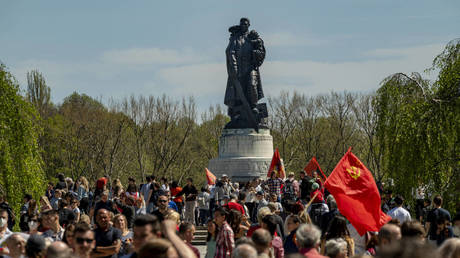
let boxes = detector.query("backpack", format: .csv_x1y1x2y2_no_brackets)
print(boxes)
283,180,296,201
197,193,208,208
309,203,324,226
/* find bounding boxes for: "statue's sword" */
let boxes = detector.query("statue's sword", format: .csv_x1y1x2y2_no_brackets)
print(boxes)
230,74,258,130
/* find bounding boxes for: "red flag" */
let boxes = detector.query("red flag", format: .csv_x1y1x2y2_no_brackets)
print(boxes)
267,148,286,179
303,156,327,181
324,148,391,235
205,168,216,185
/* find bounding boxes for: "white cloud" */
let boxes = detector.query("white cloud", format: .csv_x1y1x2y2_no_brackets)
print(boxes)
261,43,443,96
9,43,445,109
364,43,443,59
101,47,207,65
264,32,330,47
156,63,225,95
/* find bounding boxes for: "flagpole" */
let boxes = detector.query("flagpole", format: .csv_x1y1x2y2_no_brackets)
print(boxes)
304,192,318,210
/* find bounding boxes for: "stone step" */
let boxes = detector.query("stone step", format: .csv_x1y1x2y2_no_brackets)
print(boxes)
192,227,208,247
191,240,206,246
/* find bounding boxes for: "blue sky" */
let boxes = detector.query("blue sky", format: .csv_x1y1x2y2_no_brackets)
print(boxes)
1,0,459,111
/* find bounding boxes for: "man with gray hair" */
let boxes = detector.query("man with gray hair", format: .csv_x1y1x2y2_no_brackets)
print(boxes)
325,238,348,258
295,224,327,258
232,243,258,258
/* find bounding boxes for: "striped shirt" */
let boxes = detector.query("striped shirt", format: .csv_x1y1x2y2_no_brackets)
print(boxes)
215,221,234,258
266,178,283,196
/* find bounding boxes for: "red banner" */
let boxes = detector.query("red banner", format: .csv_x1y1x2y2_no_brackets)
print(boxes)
267,148,286,179
324,148,391,235
205,168,217,185
303,156,327,181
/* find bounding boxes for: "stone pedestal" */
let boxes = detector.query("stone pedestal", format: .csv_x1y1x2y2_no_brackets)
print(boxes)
208,128,273,182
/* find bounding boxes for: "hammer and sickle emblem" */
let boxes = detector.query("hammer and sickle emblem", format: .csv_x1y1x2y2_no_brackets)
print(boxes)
346,166,361,180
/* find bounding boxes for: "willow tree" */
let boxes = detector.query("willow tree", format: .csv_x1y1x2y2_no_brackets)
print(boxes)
375,39,460,212
0,64,46,216
426,39,460,210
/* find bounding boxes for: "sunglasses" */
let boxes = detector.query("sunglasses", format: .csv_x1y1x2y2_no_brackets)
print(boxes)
159,200,168,203
76,237,94,244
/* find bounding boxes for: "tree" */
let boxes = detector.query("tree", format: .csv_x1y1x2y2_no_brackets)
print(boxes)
374,39,460,211
0,64,46,218
26,70,51,118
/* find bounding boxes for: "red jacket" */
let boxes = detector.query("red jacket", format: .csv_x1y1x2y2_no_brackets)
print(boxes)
299,248,327,258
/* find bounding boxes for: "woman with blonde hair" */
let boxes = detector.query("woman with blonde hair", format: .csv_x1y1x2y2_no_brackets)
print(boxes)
76,176,89,200
135,195,147,215
246,206,272,237
165,211,181,227
111,179,123,198
113,214,133,256
39,196,52,212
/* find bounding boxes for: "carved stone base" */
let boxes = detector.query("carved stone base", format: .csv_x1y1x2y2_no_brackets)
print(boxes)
208,128,273,182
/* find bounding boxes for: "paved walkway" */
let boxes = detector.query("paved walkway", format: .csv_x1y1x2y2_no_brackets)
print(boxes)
195,245,207,258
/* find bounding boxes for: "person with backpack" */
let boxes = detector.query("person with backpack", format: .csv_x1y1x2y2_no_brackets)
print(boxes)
282,172,298,203
309,183,329,226
197,186,210,226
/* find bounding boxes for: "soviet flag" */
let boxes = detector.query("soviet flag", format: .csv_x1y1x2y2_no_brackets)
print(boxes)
324,148,391,235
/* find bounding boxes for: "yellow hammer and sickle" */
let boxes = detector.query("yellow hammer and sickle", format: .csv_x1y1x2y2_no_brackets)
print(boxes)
346,166,361,180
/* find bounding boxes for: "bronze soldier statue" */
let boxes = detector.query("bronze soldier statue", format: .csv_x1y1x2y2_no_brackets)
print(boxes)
224,18,268,130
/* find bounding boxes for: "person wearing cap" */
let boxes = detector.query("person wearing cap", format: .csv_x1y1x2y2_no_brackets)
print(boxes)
215,175,232,207
309,183,329,226
253,191,268,221
310,183,324,204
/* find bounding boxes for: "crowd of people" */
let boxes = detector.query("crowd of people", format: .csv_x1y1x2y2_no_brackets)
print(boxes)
0,171,458,258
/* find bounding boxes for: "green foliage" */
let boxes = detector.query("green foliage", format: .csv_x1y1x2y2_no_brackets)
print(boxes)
0,64,46,219
375,39,460,212
27,70,51,117
2,39,458,216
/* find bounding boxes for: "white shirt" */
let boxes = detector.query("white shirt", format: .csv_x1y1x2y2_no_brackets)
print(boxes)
0,228,13,245
414,186,426,200
388,206,411,224
347,224,366,254
141,182,151,201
